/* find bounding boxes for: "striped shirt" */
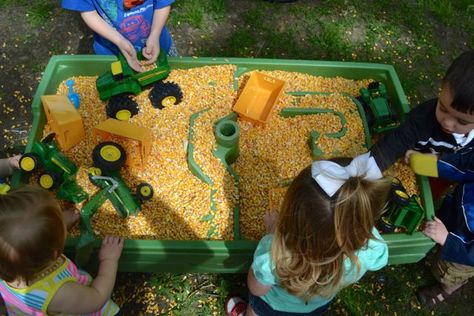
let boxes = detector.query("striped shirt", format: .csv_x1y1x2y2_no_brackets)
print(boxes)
0,255,119,315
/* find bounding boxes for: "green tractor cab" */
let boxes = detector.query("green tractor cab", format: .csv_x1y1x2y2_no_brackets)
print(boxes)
358,81,399,135
96,50,183,120
377,178,424,234
19,133,88,203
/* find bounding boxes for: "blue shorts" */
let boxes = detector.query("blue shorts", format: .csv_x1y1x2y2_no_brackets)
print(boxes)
248,293,331,316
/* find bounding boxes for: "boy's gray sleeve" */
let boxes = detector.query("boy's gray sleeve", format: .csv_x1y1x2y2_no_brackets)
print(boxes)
0,158,14,178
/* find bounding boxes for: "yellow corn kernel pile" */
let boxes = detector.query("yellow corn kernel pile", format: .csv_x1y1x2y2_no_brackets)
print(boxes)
49,65,419,241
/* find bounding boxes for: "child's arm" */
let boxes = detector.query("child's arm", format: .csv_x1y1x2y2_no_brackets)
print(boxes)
80,11,143,72
247,268,271,296
437,152,474,183
370,100,435,171
423,216,474,266
47,236,124,314
408,150,474,182
143,5,171,64
0,155,21,178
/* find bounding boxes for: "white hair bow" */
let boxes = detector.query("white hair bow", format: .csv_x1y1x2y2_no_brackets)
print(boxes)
311,152,382,197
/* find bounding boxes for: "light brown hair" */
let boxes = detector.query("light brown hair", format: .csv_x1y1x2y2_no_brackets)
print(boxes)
272,158,391,300
0,185,65,284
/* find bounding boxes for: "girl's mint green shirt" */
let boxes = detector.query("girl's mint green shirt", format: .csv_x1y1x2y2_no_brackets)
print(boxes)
252,228,388,313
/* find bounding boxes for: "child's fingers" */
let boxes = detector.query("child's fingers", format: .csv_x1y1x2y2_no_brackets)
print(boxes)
125,56,142,72
404,150,416,164
144,49,158,64
119,44,142,72
142,46,152,56
103,236,124,247
432,216,443,224
9,155,21,169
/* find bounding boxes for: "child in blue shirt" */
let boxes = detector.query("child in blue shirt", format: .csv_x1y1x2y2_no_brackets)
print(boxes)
225,153,391,316
61,0,177,72
369,50,474,307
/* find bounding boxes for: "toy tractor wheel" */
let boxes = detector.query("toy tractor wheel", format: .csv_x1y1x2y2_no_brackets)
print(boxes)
136,182,154,201
149,81,183,109
92,142,126,172
38,171,61,190
19,153,41,173
106,94,139,121
390,177,405,192
392,189,410,207
376,216,396,233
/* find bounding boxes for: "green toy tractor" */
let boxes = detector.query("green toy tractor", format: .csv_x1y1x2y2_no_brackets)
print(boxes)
358,81,399,135
19,133,88,203
76,141,153,266
377,178,424,234
96,49,183,121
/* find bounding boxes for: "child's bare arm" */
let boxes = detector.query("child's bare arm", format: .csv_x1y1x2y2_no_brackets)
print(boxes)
80,11,142,72
143,5,171,64
47,236,124,314
247,268,271,297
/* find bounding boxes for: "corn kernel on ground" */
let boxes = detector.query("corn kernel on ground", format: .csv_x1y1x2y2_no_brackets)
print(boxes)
46,65,419,241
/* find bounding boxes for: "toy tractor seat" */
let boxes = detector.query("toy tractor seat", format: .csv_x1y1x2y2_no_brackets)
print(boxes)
111,61,124,80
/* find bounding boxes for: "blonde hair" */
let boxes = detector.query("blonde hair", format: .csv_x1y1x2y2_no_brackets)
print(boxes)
0,185,65,284
272,158,391,300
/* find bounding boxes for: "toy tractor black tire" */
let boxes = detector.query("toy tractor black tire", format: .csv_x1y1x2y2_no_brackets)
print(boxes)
19,153,41,173
106,94,139,121
92,141,126,173
38,170,62,190
377,216,396,233
136,182,154,201
149,81,183,109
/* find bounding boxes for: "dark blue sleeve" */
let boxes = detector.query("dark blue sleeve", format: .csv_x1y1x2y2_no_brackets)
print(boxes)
62,0,94,11
441,233,474,266
438,153,474,183
370,100,436,171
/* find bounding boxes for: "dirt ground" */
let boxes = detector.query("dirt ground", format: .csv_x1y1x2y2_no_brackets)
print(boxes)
1,2,473,315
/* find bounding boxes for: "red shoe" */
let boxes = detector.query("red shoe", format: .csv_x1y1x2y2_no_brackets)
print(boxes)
225,296,247,316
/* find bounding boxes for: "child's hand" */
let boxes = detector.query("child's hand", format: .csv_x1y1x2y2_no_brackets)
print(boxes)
143,38,160,64
117,39,142,72
404,149,419,164
98,236,124,262
264,211,278,234
61,202,80,230
423,216,449,246
8,155,21,169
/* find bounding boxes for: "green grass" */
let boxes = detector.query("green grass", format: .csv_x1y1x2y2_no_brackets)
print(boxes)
170,0,227,28
0,0,57,26
27,0,56,26
422,0,457,25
